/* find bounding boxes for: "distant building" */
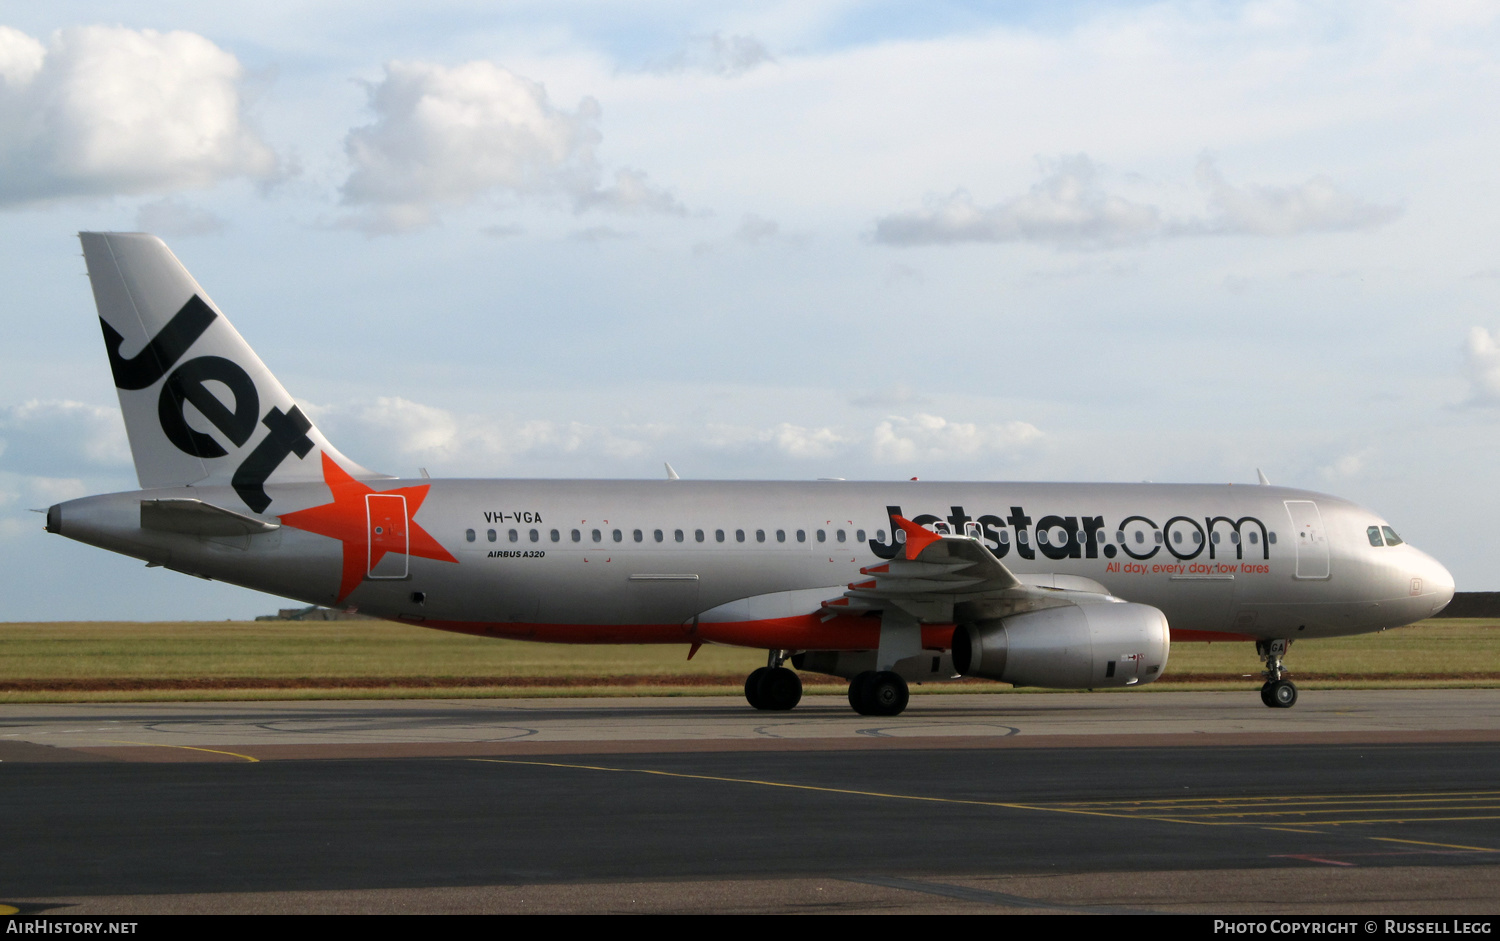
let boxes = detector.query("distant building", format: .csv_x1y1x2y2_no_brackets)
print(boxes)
255,606,376,622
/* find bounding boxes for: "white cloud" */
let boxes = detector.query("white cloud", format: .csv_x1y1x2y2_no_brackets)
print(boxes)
873,155,1397,248
569,225,634,242
873,156,1162,248
0,400,129,476
645,33,775,77
871,414,1042,463
340,60,683,231
1464,326,1500,405
574,168,688,215
306,395,1042,476
1188,156,1399,236
703,422,851,460
1319,447,1374,482
306,396,650,473
0,25,277,206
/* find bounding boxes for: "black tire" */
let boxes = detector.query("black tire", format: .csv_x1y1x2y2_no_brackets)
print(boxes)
760,667,803,711
1259,682,1275,707
745,667,770,709
848,671,876,714
866,671,910,717
1270,679,1298,709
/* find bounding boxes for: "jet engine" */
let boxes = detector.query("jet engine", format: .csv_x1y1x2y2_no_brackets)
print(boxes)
952,602,1170,689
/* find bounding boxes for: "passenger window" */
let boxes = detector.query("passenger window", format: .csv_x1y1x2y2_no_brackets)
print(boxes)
816,530,825,542
592,529,602,543
509,529,518,542
876,529,886,543
634,529,644,543
1116,531,1126,544
695,529,704,543
796,530,806,543
1248,531,1258,545
1382,526,1404,546
837,530,846,542
1037,530,1049,545
466,529,476,542
1268,532,1277,544
998,530,1010,545
653,529,663,543
487,529,497,543
1154,531,1162,544
776,530,786,543
1134,531,1144,544
756,530,766,543
675,529,684,543
736,529,746,543
716,529,725,543
1172,531,1182,544
571,529,581,542
550,529,560,542
613,529,623,542
1230,532,1239,544
856,529,866,542
1211,532,1220,544
530,529,540,542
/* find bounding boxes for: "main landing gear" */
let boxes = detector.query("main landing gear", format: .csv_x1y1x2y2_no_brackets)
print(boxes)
745,650,802,711
848,670,909,717
1257,638,1297,708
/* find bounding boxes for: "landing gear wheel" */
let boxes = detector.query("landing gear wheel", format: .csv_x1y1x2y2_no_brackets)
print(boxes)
758,667,803,711
745,667,771,710
849,670,909,717
1259,682,1275,707
1267,679,1298,709
848,671,874,713
867,672,909,716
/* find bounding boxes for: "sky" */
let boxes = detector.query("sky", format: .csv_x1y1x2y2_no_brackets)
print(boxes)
3,1,1500,619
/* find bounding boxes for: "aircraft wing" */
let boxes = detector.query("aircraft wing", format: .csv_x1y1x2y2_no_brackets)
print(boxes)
820,515,1113,623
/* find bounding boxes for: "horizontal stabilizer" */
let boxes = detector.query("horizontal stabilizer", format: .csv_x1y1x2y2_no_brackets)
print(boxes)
140,498,280,536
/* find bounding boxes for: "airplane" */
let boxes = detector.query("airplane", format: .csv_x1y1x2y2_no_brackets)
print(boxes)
44,232,1456,716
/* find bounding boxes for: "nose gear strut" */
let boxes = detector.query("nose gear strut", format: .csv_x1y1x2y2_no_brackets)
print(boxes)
1256,638,1297,708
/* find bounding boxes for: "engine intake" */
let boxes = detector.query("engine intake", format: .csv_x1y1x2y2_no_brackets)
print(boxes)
952,602,1170,689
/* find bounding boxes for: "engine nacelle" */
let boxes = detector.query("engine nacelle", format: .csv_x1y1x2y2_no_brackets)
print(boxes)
952,602,1170,689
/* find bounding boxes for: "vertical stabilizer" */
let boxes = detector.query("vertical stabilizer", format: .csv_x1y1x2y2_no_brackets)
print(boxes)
81,232,381,512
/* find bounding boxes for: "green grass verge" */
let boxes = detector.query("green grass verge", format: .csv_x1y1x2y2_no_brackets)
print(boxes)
0,617,1495,703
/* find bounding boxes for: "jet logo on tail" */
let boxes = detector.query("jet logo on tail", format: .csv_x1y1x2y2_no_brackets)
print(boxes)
102,293,314,512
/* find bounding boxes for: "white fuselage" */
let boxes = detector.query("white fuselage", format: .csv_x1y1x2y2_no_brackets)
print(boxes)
51,478,1455,647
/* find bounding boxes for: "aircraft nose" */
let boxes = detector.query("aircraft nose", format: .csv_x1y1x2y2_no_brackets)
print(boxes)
1416,550,1455,616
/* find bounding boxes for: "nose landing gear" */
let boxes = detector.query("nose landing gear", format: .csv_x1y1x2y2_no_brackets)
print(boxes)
1257,638,1297,708
744,649,802,711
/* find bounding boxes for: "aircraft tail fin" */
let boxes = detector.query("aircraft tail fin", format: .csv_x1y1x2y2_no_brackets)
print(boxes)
80,232,381,513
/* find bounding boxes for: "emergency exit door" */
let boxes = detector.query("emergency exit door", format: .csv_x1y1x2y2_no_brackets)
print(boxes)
1284,500,1330,579
367,493,409,579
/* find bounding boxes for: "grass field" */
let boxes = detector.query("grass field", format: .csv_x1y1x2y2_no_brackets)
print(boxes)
0,618,1497,702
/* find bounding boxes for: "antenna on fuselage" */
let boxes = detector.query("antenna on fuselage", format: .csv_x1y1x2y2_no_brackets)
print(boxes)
1257,468,1271,485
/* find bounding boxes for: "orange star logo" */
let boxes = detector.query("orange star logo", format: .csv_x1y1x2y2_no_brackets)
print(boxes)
278,454,457,603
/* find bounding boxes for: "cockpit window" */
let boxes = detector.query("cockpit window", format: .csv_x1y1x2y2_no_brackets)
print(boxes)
1367,526,1384,547
1382,526,1404,546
